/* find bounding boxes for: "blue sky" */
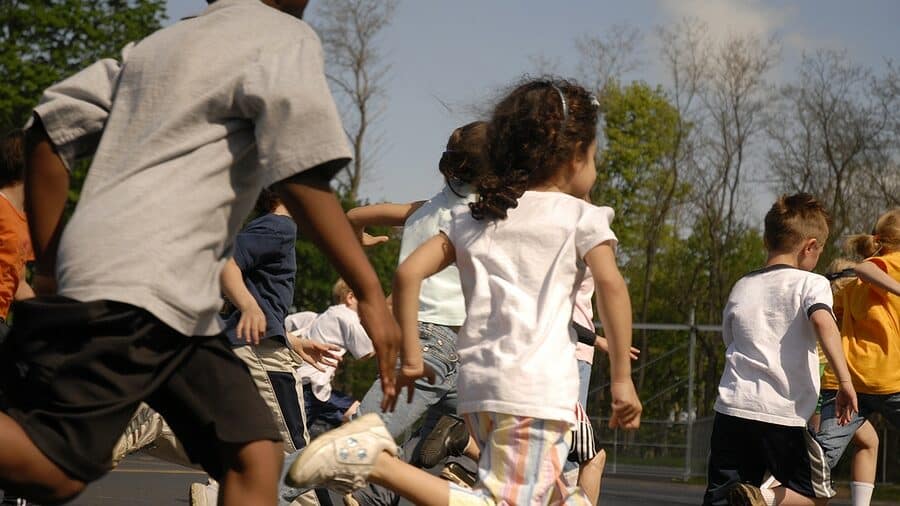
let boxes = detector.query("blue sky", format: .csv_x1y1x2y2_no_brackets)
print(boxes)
165,0,900,208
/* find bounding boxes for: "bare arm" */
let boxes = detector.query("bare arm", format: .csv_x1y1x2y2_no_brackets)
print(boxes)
811,309,858,425
13,277,35,302
854,260,900,296
584,242,641,430
274,163,400,407
219,258,265,345
391,233,455,408
24,118,69,295
346,201,426,247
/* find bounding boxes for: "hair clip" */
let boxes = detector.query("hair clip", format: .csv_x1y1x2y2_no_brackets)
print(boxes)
549,83,569,124
824,268,856,281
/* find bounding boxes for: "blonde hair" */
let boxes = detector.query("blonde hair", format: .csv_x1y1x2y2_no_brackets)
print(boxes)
332,278,353,305
825,257,857,293
763,193,831,253
845,208,900,259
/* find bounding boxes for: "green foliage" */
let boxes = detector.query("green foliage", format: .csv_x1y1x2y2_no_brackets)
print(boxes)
0,0,166,132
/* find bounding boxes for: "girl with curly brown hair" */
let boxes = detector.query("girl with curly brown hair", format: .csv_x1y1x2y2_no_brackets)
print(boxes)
286,78,642,506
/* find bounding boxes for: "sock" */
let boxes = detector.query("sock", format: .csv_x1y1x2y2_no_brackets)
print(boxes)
759,487,776,506
851,481,875,506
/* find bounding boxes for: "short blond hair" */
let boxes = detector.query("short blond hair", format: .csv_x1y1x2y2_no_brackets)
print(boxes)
332,278,353,305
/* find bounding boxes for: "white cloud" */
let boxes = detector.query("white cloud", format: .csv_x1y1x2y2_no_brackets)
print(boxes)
657,0,789,42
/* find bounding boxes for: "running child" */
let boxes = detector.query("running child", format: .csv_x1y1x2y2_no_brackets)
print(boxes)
0,129,35,342
703,193,857,506
817,208,900,506
0,1,399,504
288,78,642,505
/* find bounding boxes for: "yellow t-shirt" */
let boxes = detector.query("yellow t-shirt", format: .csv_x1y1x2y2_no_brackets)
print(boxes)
822,251,900,394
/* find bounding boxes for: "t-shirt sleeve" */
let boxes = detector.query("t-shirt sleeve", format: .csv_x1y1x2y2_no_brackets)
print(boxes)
574,204,618,260
242,33,352,187
803,275,834,319
232,229,277,272
29,44,133,171
341,317,374,359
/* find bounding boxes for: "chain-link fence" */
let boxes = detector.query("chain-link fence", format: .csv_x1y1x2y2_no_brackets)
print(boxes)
587,318,900,483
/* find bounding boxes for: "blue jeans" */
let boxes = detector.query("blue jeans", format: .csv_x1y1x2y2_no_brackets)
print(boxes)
817,389,900,468
356,322,460,444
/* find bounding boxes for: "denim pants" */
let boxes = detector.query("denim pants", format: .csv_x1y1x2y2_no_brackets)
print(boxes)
817,389,900,468
357,322,460,443
350,322,461,506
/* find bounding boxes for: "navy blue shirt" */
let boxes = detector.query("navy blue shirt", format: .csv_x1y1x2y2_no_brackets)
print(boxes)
225,213,297,346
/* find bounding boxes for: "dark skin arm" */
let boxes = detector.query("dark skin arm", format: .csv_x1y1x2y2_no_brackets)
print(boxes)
24,116,69,295
273,163,401,409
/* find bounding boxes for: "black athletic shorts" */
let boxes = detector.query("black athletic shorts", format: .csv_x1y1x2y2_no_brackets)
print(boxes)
702,412,834,505
0,297,282,482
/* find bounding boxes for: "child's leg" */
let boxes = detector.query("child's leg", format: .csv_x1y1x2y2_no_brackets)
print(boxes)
355,322,460,443
849,420,878,506
0,413,85,504
577,449,606,506
216,440,283,506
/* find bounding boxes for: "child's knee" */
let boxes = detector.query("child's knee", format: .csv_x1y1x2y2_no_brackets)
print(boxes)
27,476,86,506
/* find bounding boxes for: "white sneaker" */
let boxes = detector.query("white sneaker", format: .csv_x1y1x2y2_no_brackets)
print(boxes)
189,479,218,506
285,413,397,494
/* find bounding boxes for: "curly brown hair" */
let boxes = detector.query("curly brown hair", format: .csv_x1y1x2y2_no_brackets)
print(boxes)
470,78,599,220
439,121,488,191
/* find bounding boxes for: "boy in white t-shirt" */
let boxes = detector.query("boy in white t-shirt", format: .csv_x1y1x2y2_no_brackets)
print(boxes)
293,279,374,436
704,193,858,506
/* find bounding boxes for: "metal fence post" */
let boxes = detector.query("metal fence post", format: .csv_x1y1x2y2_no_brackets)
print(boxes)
684,308,697,481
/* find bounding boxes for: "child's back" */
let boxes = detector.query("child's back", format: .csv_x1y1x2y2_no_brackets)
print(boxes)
299,302,373,402
716,265,832,426
50,1,346,336
446,191,616,422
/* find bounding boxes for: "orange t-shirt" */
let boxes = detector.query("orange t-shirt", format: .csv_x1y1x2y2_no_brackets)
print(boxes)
822,251,900,394
0,195,34,318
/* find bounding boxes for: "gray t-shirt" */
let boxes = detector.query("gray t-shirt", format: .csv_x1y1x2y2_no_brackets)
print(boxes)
32,0,351,335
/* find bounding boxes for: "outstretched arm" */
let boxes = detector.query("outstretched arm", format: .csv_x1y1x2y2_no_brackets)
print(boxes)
854,260,900,296
391,232,455,409
584,242,641,430
347,201,425,246
274,163,401,408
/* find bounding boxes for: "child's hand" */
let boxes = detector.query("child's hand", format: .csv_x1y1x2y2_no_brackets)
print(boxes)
357,297,402,409
287,333,343,371
360,231,390,247
609,380,642,430
235,302,266,345
383,362,435,412
835,381,859,426
594,336,641,361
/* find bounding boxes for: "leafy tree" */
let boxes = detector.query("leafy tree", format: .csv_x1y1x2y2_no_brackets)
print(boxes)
0,0,166,133
593,81,689,393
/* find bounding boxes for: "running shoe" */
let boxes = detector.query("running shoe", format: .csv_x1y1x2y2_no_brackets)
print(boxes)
439,462,476,489
727,482,766,506
417,415,469,468
285,413,397,494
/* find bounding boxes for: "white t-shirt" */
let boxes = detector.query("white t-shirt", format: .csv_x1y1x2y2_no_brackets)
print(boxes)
442,191,617,424
296,304,374,402
33,0,350,336
714,265,834,427
398,184,475,326
285,311,318,336
573,271,596,364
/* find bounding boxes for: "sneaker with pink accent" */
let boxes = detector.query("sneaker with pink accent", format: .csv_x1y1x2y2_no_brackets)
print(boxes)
285,413,397,494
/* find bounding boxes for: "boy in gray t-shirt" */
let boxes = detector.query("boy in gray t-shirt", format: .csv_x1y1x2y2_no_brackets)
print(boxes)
0,1,399,504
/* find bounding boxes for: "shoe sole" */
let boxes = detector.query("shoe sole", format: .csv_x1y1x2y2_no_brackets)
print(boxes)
419,416,467,468
727,483,766,506
285,413,389,489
